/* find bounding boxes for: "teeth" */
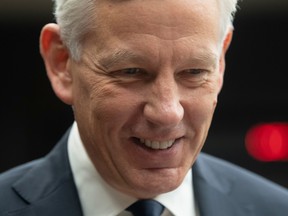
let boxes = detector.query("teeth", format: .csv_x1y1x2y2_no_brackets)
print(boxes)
139,138,175,150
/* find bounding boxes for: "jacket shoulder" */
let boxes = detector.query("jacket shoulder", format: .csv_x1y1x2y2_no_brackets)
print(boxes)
0,160,42,213
197,153,288,194
0,129,80,216
195,153,288,214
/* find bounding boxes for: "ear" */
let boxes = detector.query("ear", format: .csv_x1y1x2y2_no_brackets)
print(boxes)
40,23,73,105
218,28,233,90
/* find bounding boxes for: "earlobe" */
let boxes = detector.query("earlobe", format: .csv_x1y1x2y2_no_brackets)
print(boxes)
40,23,73,105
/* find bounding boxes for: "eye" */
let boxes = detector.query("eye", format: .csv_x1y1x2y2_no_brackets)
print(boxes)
178,68,209,87
120,68,142,75
109,68,149,81
185,69,205,75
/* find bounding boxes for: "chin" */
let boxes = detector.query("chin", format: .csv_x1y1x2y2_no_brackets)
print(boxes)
127,170,185,199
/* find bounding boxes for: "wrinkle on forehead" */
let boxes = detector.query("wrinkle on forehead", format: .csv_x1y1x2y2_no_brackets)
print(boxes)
95,0,221,41
83,36,219,73
82,0,222,69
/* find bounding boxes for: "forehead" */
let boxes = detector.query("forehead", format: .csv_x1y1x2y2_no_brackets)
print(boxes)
82,0,222,67
94,0,221,40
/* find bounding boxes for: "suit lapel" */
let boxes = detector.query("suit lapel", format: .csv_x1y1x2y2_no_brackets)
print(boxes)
193,154,255,216
9,130,83,216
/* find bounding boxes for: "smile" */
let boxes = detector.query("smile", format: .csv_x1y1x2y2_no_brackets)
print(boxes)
139,138,176,150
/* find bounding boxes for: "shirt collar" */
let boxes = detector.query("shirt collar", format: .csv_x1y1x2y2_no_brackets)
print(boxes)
68,122,197,216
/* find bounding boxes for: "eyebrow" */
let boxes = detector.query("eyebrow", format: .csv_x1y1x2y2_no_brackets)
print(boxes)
183,50,219,69
98,49,140,69
96,48,219,70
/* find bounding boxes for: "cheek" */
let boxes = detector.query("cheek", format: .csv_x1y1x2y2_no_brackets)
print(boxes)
90,85,139,125
183,88,218,140
185,87,218,115
73,73,120,119
71,72,122,145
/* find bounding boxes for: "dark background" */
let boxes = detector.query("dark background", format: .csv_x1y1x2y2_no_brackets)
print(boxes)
1,1,288,188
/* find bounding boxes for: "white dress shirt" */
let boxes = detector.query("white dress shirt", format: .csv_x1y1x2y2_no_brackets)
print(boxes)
68,122,199,216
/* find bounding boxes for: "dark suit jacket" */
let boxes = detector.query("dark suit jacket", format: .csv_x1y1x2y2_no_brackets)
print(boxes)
1,130,288,216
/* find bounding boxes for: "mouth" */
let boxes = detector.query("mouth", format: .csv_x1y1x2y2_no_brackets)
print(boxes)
133,137,181,150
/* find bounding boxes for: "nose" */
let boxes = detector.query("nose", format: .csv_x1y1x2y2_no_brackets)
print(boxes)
143,75,184,127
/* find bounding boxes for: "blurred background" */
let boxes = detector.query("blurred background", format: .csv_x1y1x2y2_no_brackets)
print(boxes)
0,0,288,187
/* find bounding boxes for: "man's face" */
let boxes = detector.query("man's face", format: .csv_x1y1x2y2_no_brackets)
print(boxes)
70,0,225,198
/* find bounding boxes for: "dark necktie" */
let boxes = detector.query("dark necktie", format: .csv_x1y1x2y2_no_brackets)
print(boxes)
126,199,165,216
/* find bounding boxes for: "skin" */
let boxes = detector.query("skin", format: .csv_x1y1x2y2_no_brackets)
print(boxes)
40,0,233,199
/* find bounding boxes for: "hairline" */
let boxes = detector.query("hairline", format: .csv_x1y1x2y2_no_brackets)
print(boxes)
53,0,239,61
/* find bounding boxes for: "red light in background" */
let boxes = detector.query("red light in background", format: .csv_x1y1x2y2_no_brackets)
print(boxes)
245,123,288,162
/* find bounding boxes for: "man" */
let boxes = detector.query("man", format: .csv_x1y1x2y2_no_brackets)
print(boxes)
1,0,288,215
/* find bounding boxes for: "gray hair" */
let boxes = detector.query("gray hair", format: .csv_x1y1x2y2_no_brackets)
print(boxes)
53,0,239,61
